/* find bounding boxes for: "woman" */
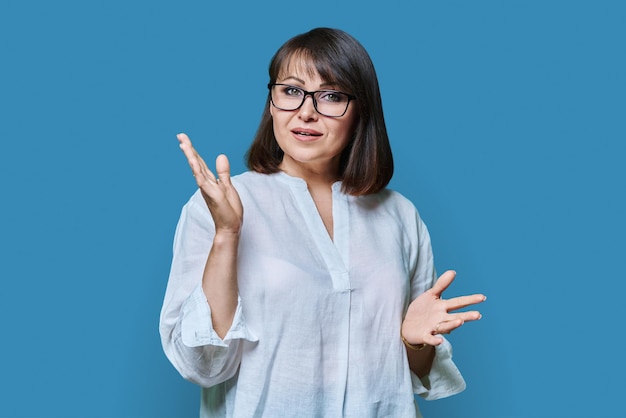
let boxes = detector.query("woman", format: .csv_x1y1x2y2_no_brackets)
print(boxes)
160,27,486,417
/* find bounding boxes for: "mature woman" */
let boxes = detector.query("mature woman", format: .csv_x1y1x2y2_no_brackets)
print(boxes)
160,27,486,417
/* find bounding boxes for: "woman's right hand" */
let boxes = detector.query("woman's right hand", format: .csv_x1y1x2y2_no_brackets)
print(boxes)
177,133,243,236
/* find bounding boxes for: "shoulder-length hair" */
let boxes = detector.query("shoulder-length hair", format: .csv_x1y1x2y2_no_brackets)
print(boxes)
246,27,393,196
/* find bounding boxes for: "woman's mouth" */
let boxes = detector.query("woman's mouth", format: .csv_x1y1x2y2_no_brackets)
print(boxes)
292,128,323,141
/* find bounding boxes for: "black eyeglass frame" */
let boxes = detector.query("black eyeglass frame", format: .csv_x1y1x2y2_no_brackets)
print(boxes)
268,83,357,118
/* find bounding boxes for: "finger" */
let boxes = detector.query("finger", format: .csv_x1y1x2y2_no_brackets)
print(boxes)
177,133,217,183
195,154,218,185
177,132,197,160
422,334,445,346
452,310,483,323
434,318,464,335
177,133,202,171
445,294,487,311
176,132,190,144
215,154,232,186
429,270,456,297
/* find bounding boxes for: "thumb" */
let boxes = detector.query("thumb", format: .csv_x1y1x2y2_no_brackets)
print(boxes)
215,154,232,185
430,270,456,297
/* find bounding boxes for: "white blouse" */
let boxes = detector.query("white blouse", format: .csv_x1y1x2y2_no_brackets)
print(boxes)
160,171,465,418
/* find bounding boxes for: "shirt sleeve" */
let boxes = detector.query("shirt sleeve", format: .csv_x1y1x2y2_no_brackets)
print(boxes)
408,210,467,400
159,190,258,388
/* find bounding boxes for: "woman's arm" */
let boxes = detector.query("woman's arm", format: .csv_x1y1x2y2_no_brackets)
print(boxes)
159,133,252,387
202,229,240,338
177,133,243,338
159,193,250,387
401,209,485,396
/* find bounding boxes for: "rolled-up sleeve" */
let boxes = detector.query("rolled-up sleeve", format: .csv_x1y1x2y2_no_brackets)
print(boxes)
411,337,466,400
181,286,254,348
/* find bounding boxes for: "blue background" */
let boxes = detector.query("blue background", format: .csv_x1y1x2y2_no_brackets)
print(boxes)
1,1,624,417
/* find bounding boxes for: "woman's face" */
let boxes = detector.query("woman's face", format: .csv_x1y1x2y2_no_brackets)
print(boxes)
270,59,357,178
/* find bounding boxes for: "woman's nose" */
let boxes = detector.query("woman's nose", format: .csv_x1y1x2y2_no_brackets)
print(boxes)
298,95,318,120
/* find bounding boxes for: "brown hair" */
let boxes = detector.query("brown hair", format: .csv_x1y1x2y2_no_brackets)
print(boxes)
246,28,393,195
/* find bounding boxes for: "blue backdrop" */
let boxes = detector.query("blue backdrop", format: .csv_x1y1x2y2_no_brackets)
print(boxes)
1,1,624,417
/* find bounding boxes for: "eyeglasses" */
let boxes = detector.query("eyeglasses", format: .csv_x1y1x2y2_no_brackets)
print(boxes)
268,83,356,117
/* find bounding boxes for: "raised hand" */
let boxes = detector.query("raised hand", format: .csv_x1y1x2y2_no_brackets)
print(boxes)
401,270,486,347
177,133,243,236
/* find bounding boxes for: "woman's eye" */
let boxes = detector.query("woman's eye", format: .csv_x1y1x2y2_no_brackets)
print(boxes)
319,92,344,103
284,87,303,97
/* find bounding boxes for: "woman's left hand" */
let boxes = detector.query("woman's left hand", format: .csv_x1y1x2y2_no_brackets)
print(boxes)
401,270,486,347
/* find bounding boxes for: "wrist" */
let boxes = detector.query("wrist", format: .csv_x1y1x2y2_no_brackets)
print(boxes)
401,333,428,351
214,228,240,240
212,230,240,249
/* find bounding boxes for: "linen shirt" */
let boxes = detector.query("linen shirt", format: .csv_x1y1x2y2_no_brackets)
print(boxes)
160,171,466,418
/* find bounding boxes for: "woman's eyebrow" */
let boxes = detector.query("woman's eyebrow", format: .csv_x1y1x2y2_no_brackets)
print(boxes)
279,76,305,84
278,76,339,90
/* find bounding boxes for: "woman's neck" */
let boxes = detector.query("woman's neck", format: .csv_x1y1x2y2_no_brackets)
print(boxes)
278,156,340,189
